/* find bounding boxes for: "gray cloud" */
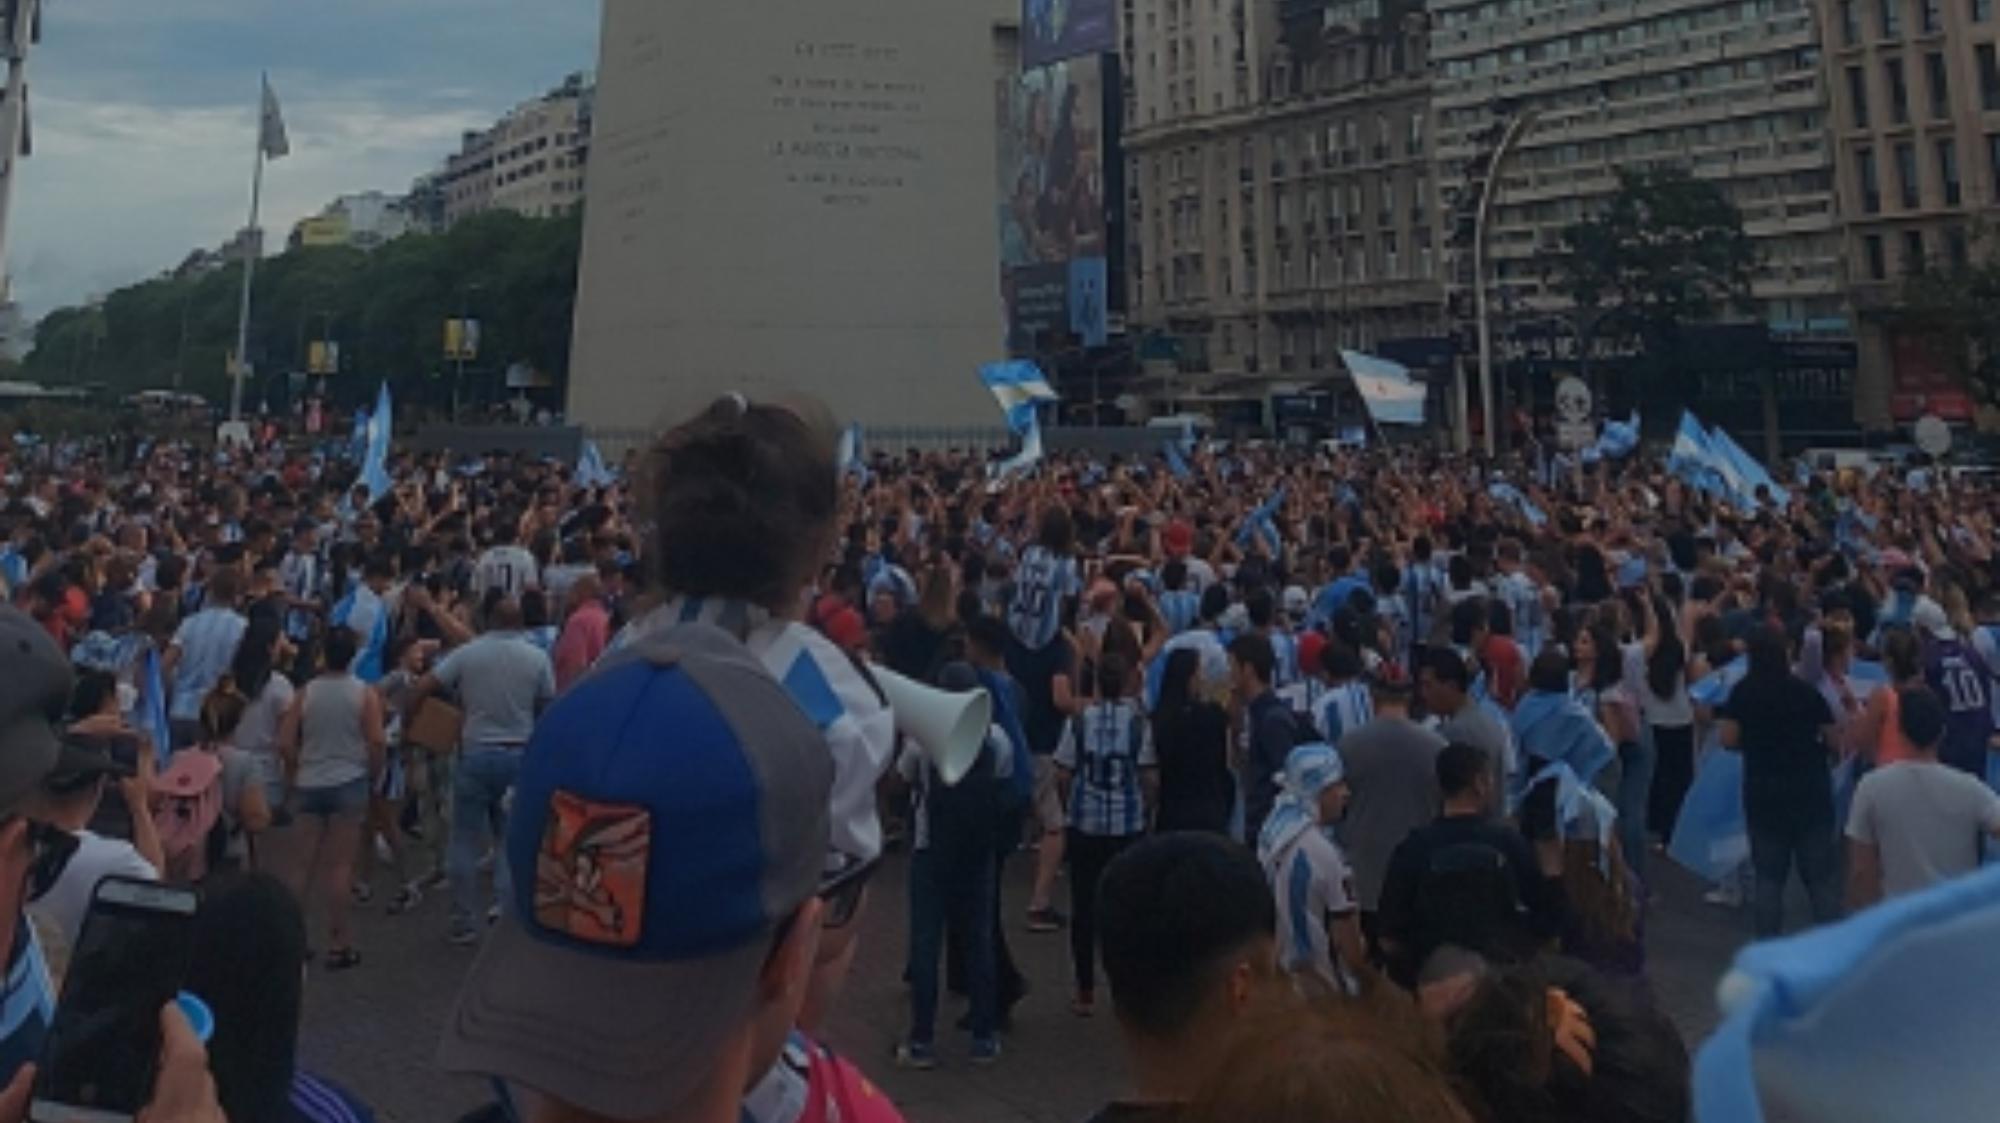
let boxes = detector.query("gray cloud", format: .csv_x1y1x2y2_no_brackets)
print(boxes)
6,0,599,319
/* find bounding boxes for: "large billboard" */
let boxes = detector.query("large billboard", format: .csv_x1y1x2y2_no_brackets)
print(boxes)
996,54,1122,355
1023,0,1117,67
567,0,1004,434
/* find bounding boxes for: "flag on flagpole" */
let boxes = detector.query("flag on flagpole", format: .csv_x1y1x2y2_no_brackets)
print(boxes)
360,382,392,502
836,423,864,478
1162,440,1192,481
259,74,290,159
980,361,1059,435
140,648,173,769
1340,350,1427,427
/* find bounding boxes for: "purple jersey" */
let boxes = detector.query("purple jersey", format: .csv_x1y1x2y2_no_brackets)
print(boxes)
1926,639,1996,776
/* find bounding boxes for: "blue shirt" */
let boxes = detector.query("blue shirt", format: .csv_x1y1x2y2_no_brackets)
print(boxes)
168,607,248,721
1159,590,1200,636
0,922,54,1085
1316,681,1376,748
1497,571,1547,658
1314,575,1370,627
1007,547,1079,652
1403,563,1443,648
1054,700,1156,837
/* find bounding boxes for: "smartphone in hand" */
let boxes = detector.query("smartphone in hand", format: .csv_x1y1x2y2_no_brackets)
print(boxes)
30,878,199,1123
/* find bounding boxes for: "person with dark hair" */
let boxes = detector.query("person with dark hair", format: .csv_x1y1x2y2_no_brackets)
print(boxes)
1718,626,1840,937
961,615,1033,1022
1335,669,1445,947
185,873,379,1123
1152,648,1233,834
161,561,248,749
1638,593,1694,847
1846,687,2000,909
229,616,296,810
1423,649,1508,810
1007,504,1084,934
1053,651,1158,1017
1230,632,1294,839
276,623,386,969
1378,743,1565,989
1085,833,1280,1123
1443,956,1690,1123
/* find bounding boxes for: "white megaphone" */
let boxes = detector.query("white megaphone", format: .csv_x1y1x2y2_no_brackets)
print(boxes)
873,666,992,787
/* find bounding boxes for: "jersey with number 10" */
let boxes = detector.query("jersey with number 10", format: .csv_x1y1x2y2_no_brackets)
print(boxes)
1926,638,1996,776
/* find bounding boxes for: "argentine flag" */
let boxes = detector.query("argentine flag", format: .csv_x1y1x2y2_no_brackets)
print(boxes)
980,361,1059,435
576,440,616,490
360,383,393,503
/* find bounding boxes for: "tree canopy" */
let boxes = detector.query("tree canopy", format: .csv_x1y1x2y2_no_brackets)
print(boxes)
1547,165,1757,341
1897,226,2000,409
22,209,582,411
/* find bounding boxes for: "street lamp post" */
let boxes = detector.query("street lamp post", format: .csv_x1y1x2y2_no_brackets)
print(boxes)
1474,108,1540,458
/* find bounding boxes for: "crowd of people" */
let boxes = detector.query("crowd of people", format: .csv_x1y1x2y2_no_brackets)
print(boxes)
2,396,1998,1123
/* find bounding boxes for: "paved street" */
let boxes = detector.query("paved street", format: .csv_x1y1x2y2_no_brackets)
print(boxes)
301,847,1756,1123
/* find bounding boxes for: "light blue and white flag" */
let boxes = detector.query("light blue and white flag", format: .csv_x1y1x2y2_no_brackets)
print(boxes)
1340,350,1427,427
989,415,1046,483
1667,411,1741,506
1707,424,1791,507
1584,411,1641,462
576,439,616,490
140,649,173,769
1162,440,1192,481
1695,863,2000,1123
1488,481,1548,527
359,383,393,503
980,361,1059,435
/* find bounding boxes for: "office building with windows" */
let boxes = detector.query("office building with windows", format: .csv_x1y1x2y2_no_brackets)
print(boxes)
433,72,593,229
1125,0,1446,416
1817,0,2000,424
1428,0,1850,426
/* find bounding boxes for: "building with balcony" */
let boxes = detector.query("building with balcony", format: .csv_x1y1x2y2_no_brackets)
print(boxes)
1815,0,2000,425
434,72,593,229
1429,0,1851,430
1125,0,1446,422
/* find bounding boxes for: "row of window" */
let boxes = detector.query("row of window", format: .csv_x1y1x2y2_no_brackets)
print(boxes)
1436,0,1808,78
1851,133,1987,210
1144,230,1439,305
1860,225,1971,278
1838,0,1982,43
1846,46,2000,125
1436,0,1794,33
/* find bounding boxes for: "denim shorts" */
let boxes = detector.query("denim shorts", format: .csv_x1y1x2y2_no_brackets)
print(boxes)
295,777,370,819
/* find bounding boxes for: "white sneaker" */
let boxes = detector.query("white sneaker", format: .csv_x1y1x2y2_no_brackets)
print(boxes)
1704,885,1743,907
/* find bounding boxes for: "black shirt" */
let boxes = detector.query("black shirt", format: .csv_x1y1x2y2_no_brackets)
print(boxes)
1377,812,1564,985
1721,672,1835,827
1152,700,1233,833
1082,1104,1181,1123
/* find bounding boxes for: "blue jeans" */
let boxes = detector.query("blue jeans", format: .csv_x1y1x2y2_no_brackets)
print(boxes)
1748,812,1840,938
1615,738,1656,884
907,845,997,1045
449,748,522,927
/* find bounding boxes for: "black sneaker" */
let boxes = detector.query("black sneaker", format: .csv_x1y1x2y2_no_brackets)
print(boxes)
1025,907,1067,933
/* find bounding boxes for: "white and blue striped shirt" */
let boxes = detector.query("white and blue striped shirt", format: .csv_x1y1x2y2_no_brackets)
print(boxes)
1007,546,1080,652
1265,828,1357,994
1159,590,1201,636
1403,563,1444,648
1054,700,1156,837
1497,571,1547,658
1316,681,1376,747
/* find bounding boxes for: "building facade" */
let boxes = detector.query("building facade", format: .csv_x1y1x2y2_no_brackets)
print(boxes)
1125,0,1445,420
1429,0,1850,427
1815,0,2000,424
434,72,593,229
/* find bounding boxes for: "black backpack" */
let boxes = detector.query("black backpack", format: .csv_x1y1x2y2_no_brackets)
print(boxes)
1412,839,1527,962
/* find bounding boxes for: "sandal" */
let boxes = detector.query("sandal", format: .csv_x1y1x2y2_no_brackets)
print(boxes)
324,948,362,971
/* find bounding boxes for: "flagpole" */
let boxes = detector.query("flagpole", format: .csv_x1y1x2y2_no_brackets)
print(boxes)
229,74,268,423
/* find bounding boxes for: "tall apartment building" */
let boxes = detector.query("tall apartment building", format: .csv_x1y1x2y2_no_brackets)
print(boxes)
1126,0,1445,408
1429,0,1848,404
1815,0,2000,424
433,72,593,229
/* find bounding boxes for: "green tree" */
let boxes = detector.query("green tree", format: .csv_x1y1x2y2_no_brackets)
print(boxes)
21,209,583,416
1896,225,2000,411
1546,166,1759,436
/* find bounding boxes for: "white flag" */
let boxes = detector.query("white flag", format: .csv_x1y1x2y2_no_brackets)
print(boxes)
260,75,290,159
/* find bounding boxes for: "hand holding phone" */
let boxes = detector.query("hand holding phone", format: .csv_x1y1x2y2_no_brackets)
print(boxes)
32,879,198,1123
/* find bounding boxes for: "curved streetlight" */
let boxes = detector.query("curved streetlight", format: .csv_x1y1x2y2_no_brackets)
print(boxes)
1474,107,1540,457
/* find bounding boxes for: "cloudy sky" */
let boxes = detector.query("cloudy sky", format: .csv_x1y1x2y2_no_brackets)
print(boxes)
8,0,600,320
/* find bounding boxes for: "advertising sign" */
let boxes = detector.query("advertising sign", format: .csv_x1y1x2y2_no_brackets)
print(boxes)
997,54,1122,356
1890,329,1975,422
1022,0,1117,68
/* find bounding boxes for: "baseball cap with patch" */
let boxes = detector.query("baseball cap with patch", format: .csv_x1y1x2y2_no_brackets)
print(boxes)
0,607,72,815
438,622,833,1121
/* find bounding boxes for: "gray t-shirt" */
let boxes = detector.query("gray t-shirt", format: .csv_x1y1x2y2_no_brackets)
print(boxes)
1846,760,2000,899
435,632,556,747
1438,702,1509,809
1335,717,1446,911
